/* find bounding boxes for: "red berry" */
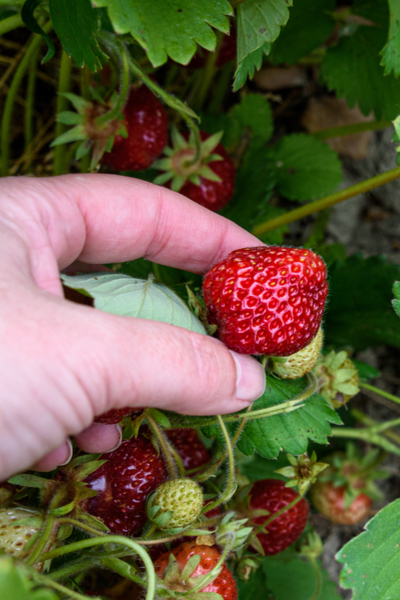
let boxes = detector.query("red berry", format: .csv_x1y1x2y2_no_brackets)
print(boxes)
203,246,328,356
249,479,309,556
165,428,211,471
83,435,166,535
311,481,372,525
101,85,168,171
94,407,144,425
155,541,238,600
178,132,236,211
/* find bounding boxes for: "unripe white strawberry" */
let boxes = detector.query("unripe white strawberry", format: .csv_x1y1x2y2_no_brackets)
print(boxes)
148,478,203,529
272,327,323,379
0,508,43,567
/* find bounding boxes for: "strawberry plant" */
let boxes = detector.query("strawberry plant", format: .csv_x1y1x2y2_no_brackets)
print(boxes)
4,1,400,599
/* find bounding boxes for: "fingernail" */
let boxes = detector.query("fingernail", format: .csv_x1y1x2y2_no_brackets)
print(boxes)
229,351,266,402
58,439,74,466
104,424,122,453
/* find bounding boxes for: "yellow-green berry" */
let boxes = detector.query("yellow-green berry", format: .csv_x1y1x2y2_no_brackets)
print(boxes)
150,478,203,529
272,327,323,379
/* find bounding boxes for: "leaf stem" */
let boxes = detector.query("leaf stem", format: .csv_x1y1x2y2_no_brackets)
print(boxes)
1,25,52,177
24,44,40,169
311,119,391,140
252,166,400,236
33,573,102,600
96,41,130,126
53,49,72,175
307,557,322,600
351,409,400,446
0,12,24,36
56,516,108,537
40,536,156,600
146,413,177,479
330,427,400,456
102,556,145,586
360,382,400,407
201,415,236,514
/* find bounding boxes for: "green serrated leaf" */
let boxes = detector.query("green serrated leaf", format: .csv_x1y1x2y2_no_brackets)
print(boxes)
231,94,273,142
233,42,270,91
50,0,107,71
381,0,400,76
94,0,232,67
234,376,341,459
263,552,342,600
269,0,335,65
273,134,343,202
324,255,400,350
337,499,400,598
321,0,400,120
61,273,206,335
237,0,292,64
21,0,55,63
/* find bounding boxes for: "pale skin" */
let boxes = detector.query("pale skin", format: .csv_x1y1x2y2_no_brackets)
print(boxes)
0,174,266,482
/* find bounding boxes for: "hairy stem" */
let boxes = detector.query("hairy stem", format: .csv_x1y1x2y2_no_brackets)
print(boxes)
34,573,102,600
351,409,400,446
311,119,391,140
252,166,400,236
146,413,177,479
40,536,155,600
330,427,400,456
96,41,130,126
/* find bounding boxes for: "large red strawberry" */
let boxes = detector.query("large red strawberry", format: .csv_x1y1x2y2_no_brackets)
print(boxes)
154,541,237,600
83,435,167,535
249,479,309,556
203,246,328,356
101,85,168,171
154,130,236,211
165,428,211,471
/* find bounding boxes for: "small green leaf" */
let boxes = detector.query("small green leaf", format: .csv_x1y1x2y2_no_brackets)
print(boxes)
51,125,86,146
49,500,76,516
50,0,107,71
231,94,273,142
94,0,232,67
337,499,400,598
21,0,55,63
8,474,48,489
56,111,83,126
145,408,171,429
273,134,343,202
61,273,206,335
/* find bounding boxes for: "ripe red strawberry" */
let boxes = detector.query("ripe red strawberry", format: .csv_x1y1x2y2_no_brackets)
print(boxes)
310,481,372,525
101,85,168,171
94,407,144,425
155,130,236,211
203,246,328,356
83,435,167,535
249,479,309,556
165,428,211,471
154,541,238,600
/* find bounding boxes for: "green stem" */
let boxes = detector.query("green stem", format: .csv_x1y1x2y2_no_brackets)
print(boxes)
53,49,72,175
201,415,236,514
360,382,400,407
79,66,92,173
351,409,400,446
40,536,155,600
24,44,40,161
193,31,221,112
308,557,322,600
208,61,235,114
252,166,400,236
96,42,130,126
311,119,391,140
57,516,108,537
330,427,400,457
34,573,102,600
1,26,52,177
146,413,177,479
26,513,55,567
48,558,103,582
0,13,24,36
102,556,144,586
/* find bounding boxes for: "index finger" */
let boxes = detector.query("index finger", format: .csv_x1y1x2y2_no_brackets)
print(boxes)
3,174,262,273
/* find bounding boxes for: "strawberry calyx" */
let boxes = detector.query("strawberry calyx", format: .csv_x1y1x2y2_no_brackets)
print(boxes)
275,452,329,496
154,127,224,192
313,349,360,408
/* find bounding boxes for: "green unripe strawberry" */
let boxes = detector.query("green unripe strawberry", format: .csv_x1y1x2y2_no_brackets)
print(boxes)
272,327,323,379
148,478,203,529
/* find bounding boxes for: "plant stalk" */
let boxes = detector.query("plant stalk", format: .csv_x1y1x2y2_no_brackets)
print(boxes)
0,13,24,36
311,119,391,140
53,49,72,175
252,166,400,236
360,382,400,407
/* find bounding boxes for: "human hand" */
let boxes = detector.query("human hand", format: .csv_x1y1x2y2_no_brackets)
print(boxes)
0,174,265,481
